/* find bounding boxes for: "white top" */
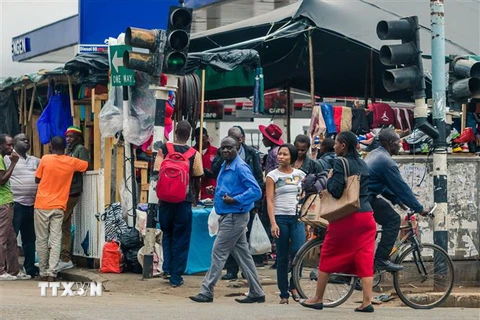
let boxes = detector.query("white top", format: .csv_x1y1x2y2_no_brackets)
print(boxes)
267,168,306,216
4,153,40,206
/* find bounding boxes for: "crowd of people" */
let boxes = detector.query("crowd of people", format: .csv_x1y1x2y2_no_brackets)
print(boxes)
0,121,429,313
0,127,88,281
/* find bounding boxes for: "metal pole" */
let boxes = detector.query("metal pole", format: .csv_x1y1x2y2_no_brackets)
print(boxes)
123,86,137,227
199,69,206,153
430,0,448,253
143,93,166,279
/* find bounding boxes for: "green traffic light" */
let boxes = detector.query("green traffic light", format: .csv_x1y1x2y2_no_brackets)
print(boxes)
166,52,187,72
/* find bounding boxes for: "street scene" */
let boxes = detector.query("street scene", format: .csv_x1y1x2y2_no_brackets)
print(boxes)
0,0,479,319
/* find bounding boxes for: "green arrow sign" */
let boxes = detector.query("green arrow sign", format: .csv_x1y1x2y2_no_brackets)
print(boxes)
109,45,135,86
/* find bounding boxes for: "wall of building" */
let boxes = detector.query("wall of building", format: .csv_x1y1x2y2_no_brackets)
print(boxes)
396,156,480,260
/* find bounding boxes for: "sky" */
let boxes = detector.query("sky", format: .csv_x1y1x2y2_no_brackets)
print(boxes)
0,0,78,78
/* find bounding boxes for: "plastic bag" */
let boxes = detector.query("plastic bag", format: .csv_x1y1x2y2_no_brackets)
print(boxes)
125,72,155,146
99,86,123,138
100,241,124,273
207,207,221,237
249,214,271,255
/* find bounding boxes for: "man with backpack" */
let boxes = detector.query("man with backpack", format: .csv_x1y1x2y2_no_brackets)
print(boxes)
154,120,203,287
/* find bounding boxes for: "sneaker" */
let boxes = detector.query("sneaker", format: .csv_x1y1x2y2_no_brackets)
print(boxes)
0,273,17,281
15,271,31,280
57,260,74,272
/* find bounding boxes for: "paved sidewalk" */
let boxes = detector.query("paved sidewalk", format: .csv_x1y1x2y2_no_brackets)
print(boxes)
58,264,480,308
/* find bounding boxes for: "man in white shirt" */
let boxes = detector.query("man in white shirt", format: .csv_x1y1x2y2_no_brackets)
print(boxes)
5,133,40,277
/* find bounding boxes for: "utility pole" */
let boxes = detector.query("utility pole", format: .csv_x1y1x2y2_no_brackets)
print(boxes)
430,0,448,252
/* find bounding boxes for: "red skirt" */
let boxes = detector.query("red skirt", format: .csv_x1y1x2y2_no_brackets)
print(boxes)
319,212,376,278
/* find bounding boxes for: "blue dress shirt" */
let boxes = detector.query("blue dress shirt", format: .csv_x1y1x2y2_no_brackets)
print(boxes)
214,156,262,214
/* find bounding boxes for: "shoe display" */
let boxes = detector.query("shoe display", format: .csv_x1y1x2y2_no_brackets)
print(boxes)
235,295,265,303
57,260,74,272
189,293,213,303
461,143,470,153
453,127,475,143
453,145,463,153
0,273,17,281
374,259,404,272
446,128,460,144
221,273,238,280
404,128,430,145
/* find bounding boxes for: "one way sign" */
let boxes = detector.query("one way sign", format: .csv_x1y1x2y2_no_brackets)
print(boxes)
109,45,135,86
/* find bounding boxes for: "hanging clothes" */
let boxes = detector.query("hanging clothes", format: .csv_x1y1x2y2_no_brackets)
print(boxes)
341,107,353,132
36,79,73,144
351,108,370,134
321,103,337,135
333,106,343,133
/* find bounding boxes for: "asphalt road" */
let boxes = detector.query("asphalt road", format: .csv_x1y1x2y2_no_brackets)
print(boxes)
1,281,479,320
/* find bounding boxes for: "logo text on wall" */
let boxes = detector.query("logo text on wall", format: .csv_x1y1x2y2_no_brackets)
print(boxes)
39,282,103,297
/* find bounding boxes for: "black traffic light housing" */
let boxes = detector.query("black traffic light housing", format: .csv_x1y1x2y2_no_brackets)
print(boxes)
163,6,193,75
448,56,480,103
376,16,425,99
124,27,166,77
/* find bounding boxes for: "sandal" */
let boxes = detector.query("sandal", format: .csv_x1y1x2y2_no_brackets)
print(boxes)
290,291,301,302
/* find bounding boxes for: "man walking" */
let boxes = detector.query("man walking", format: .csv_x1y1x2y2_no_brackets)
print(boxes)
35,136,88,281
4,133,40,277
365,128,429,272
190,136,264,303
0,134,30,280
154,121,203,287
58,126,90,272
212,126,264,279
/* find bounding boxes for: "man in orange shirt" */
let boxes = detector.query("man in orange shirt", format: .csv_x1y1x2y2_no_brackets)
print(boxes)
193,127,217,200
34,136,88,281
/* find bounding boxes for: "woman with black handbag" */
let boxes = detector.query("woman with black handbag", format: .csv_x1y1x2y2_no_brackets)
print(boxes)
299,131,376,313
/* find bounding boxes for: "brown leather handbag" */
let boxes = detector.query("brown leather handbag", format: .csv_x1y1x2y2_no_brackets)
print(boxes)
318,157,360,222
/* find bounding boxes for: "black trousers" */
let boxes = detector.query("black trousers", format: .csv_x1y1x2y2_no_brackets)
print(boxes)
371,196,401,261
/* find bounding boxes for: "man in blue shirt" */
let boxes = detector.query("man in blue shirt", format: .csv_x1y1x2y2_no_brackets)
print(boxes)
365,128,429,272
190,137,265,304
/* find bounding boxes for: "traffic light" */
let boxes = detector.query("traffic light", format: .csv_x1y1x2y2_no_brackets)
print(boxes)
123,27,166,77
163,6,193,75
376,16,425,99
448,56,480,102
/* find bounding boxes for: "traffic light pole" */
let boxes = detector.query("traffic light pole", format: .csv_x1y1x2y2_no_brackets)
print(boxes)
143,91,167,279
430,0,448,253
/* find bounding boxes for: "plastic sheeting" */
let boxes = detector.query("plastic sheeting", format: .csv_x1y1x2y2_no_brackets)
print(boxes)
125,72,155,146
186,49,260,74
64,53,110,88
0,89,20,135
99,86,123,138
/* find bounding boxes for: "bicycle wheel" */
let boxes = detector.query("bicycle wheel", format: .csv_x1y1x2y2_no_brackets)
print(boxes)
393,243,454,309
292,238,356,307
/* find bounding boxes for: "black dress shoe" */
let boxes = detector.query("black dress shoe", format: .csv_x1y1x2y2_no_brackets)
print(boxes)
235,296,265,303
299,299,324,310
355,304,374,313
189,293,213,303
375,259,404,272
221,273,238,280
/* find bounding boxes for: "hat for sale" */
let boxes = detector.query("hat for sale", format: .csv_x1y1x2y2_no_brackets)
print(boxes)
259,124,284,145
65,126,83,136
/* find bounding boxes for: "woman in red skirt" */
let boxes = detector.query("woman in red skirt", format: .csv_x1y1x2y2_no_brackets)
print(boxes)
300,131,376,313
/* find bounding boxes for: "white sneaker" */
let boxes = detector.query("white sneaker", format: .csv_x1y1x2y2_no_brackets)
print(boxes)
0,273,17,281
57,260,74,272
15,271,31,280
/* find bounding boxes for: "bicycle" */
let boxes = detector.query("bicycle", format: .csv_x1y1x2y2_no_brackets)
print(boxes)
292,203,455,309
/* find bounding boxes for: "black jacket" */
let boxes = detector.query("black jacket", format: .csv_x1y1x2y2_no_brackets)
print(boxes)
317,152,337,171
326,152,372,213
299,156,323,175
212,143,264,189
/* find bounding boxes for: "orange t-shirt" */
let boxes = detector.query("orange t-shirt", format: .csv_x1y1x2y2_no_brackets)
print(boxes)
34,154,89,211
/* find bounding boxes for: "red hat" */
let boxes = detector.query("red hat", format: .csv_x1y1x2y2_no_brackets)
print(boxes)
259,124,284,146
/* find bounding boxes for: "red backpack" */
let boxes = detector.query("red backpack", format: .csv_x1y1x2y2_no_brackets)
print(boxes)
156,143,197,203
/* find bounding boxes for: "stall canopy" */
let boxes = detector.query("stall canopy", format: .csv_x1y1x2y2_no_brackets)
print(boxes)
190,0,479,102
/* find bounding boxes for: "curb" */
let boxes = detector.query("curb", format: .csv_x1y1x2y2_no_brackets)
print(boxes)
58,269,109,287
406,293,480,308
